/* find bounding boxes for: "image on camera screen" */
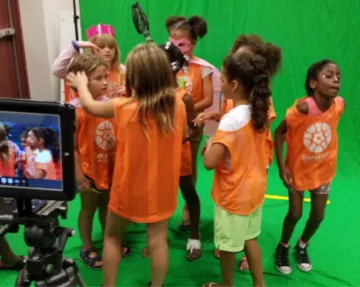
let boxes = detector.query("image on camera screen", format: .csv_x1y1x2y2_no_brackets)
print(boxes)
0,111,62,191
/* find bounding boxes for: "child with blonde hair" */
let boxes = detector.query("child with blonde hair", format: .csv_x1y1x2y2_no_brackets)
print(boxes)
52,24,126,102
67,43,187,287
67,53,131,270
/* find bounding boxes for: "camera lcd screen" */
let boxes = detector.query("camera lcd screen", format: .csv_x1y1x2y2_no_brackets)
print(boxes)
0,111,62,191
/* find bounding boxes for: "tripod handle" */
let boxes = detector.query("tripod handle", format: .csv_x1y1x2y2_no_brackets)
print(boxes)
0,215,19,236
0,224,11,236
56,227,75,253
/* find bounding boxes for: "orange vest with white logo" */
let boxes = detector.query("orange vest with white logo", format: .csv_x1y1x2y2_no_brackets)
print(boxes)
285,97,344,190
211,121,268,215
76,108,117,190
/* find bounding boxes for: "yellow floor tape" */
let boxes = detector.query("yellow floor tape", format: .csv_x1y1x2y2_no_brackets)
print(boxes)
265,194,330,204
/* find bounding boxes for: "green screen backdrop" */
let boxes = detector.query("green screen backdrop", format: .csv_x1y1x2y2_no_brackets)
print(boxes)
79,0,360,176
75,0,360,286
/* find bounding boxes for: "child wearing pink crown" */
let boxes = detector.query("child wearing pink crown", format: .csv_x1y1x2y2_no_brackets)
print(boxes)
52,24,126,102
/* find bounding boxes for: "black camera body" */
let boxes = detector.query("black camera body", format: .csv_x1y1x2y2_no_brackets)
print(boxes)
0,99,84,287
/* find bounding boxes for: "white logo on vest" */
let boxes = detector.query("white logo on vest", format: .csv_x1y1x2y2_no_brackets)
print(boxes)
95,121,116,151
303,123,331,153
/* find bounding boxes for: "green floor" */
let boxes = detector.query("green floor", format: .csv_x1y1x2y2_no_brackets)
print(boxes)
1,159,360,287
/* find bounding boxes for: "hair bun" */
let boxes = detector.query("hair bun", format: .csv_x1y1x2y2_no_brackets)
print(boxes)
251,55,267,70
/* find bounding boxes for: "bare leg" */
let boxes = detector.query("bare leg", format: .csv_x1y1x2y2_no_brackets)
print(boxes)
181,139,201,225
190,140,201,185
98,190,110,233
179,176,200,239
245,239,265,287
219,250,235,287
78,190,103,267
281,190,304,244
147,220,169,287
102,212,130,287
301,192,328,242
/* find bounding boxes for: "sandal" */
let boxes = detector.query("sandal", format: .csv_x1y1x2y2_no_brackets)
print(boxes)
80,247,102,270
122,245,132,257
186,237,201,261
0,256,26,271
179,219,192,230
238,254,250,271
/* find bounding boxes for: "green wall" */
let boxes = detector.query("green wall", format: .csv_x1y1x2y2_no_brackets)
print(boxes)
79,0,360,176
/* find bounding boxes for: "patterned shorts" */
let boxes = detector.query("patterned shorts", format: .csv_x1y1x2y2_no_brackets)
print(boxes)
289,182,331,195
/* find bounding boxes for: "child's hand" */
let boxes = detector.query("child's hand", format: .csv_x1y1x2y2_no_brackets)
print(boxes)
193,112,215,127
76,41,100,53
279,166,293,188
113,86,126,97
66,72,88,89
77,175,90,191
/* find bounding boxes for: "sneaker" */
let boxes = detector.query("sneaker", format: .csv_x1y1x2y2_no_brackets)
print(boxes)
275,244,292,275
294,243,312,272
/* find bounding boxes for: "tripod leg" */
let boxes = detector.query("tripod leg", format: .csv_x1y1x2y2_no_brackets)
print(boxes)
76,272,86,287
15,267,32,287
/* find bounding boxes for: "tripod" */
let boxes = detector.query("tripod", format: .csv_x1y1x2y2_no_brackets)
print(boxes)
0,200,86,287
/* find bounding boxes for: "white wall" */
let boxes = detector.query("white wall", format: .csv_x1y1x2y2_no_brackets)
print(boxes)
19,0,79,101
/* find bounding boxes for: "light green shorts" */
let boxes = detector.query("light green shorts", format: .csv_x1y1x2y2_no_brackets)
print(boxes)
214,204,263,252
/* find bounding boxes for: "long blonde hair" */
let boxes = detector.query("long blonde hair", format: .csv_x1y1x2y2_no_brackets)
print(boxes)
125,43,176,135
67,53,107,76
87,34,121,74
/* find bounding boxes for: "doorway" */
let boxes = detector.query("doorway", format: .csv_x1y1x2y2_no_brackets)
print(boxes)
0,0,30,99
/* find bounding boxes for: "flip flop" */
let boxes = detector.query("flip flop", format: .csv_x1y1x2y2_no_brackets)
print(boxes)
179,220,192,230
0,256,26,271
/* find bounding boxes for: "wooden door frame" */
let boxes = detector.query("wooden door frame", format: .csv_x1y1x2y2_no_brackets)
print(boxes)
6,0,30,99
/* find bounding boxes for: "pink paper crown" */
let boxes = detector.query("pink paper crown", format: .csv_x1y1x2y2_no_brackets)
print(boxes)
86,24,115,39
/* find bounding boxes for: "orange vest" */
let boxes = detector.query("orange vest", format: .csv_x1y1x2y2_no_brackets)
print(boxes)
220,98,276,166
177,62,204,105
211,121,268,215
285,97,344,190
76,108,117,190
0,147,15,177
64,67,125,102
176,87,192,177
108,96,185,223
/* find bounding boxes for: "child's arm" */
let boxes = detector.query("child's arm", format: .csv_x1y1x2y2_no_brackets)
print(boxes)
67,72,116,118
194,111,221,127
274,120,292,187
194,73,213,112
202,138,226,170
74,112,90,190
52,41,100,79
182,94,200,141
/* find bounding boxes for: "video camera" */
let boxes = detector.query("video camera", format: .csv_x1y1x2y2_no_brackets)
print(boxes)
0,99,85,287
